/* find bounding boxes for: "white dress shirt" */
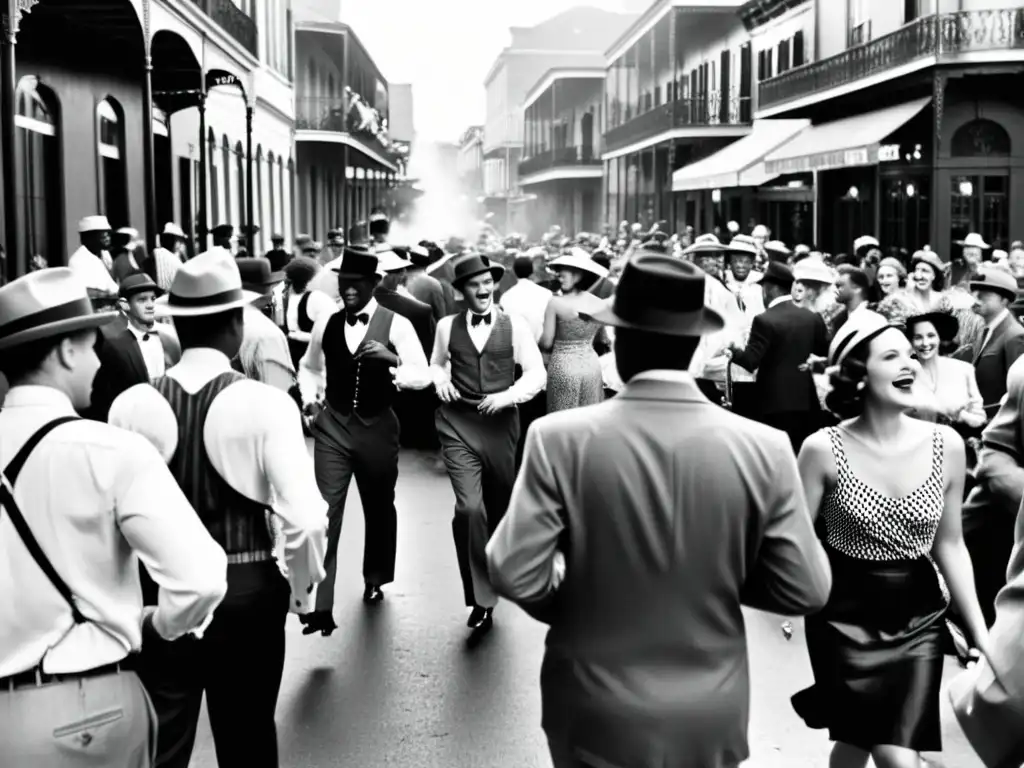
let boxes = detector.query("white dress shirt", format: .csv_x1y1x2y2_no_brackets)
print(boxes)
127,323,166,380
152,247,183,293
68,245,118,294
283,289,336,344
0,386,227,676
298,297,432,407
109,349,327,614
500,280,553,343
430,307,547,406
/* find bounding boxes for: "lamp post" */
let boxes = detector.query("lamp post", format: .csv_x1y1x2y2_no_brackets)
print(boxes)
246,95,254,251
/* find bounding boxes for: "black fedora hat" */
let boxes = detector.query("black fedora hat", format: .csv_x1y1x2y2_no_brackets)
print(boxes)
237,257,285,294
760,261,795,288
331,246,380,280
581,251,724,337
905,311,959,342
451,252,505,288
119,272,162,300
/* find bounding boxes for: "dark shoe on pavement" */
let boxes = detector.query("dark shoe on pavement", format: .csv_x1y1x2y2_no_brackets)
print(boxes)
299,610,338,637
467,606,493,632
363,584,384,605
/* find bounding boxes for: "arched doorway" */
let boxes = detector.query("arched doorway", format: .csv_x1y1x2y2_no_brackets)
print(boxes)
15,77,62,269
948,117,1012,252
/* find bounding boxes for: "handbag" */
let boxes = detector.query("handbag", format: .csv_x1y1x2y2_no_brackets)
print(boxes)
0,416,87,624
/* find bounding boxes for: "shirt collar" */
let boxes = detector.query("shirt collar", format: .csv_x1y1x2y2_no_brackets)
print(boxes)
177,347,232,374
126,322,154,341
630,369,696,386
467,305,494,322
2,385,77,414
349,297,378,318
768,295,792,309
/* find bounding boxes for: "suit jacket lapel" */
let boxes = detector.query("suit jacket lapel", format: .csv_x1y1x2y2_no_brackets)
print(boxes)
975,314,1008,363
118,328,149,382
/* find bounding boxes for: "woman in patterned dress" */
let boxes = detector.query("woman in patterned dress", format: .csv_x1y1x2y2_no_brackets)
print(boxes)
540,251,609,413
793,310,990,768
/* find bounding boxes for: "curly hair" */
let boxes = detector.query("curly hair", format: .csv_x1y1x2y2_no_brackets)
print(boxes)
824,342,871,419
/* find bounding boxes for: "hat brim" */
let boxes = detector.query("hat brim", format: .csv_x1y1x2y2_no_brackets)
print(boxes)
154,290,262,317
452,264,505,288
905,312,959,340
120,283,163,299
241,271,286,292
581,304,724,338
969,281,1017,301
0,311,119,351
331,269,383,280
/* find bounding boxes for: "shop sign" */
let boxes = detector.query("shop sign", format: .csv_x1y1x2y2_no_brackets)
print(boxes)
765,147,870,175
878,144,901,162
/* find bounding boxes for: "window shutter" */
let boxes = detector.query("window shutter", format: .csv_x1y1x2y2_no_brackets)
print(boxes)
793,30,805,67
739,42,752,122
719,49,731,123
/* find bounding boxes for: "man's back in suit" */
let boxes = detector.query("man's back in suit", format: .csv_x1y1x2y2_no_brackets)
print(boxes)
374,286,436,357
405,271,447,322
488,375,831,768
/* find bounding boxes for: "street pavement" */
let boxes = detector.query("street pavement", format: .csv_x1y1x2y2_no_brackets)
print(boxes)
190,448,984,768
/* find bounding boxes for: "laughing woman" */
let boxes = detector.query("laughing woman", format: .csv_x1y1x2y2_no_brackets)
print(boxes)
792,311,989,768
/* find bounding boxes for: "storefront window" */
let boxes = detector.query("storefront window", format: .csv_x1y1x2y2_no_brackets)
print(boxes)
951,173,1009,252
15,76,61,268
881,174,931,253
97,98,128,229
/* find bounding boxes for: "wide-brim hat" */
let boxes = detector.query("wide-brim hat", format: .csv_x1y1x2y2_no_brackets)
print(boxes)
726,235,761,259
78,215,111,234
760,261,795,288
375,249,413,274
682,234,725,257
793,258,835,285
119,272,162,300
905,311,959,342
911,249,946,277
828,310,892,368
547,252,609,279
331,246,380,279
956,232,990,249
155,251,261,317
450,253,505,288
580,251,724,338
853,235,880,252
0,268,118,351
162,222,187,239
237,257,286,293
763,240,792,260
970,267,1018,301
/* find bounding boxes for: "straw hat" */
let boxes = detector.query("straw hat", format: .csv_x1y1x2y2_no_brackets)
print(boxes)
793,259,835,285
155,251,261,317
828,310,892,368
0,268,118,350
375,249,413,274
77,215,111,233
548,250,609,279
956,233,990,249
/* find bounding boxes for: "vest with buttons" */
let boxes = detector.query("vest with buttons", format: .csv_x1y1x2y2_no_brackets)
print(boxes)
448,310,516,404
323,307,397,415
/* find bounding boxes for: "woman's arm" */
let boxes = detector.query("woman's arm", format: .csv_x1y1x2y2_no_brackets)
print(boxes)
932,427,990,654
797,429,832,524
539,297,557,353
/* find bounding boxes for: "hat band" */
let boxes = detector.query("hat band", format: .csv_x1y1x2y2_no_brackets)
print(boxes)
831,325,889,368
613,300,709,329
168,287,246,308
0,296,96,341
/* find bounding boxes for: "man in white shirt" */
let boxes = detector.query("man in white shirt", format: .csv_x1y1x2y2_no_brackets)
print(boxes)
298,247,431,634
431,253,546,635
0,267,226,766
108,252,327,768
67,215,118,301
147,222,188,292
500,254,552,343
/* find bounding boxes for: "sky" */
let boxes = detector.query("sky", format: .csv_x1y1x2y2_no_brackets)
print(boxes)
339,0,631,143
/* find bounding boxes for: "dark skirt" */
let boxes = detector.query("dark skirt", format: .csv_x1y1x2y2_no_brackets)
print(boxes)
792,545,946,752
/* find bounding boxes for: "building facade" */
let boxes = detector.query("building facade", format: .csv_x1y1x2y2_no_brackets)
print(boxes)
457,125,485,216
484,7,637,234
519,67,604,238
749,0,1024,258
1,0,296,278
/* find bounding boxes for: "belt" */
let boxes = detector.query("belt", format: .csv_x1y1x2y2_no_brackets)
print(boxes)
226,549,274,565
1,656,138,691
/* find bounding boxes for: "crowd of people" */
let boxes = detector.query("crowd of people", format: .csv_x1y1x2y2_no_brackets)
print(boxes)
3,208,1024,768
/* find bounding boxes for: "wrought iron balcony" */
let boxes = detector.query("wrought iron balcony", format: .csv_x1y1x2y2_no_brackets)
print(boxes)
518,146,602,178
295,97,400,167
602,94,751,155
759,9,1024,110
190,0,258,56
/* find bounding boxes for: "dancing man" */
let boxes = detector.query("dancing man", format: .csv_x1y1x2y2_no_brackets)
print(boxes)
298,247,431,635
430,253,546,634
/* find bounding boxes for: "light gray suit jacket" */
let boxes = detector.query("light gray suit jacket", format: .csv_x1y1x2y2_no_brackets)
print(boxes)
951,497,1024,768
486,372,832,768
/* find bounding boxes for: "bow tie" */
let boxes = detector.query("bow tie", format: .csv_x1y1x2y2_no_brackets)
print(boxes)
141,333,151,342
471,313,492,327
346,312,370,327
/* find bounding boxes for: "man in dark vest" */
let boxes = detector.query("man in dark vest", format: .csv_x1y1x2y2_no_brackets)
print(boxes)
430,253,546,635
298,246,431,635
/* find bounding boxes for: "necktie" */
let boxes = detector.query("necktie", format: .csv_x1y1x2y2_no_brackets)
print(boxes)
471,313,492,327
346,312,369,327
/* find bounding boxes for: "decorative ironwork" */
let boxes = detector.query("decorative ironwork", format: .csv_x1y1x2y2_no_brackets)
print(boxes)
759,9,1024,110
295,97,401,167
602,94,750,155
188,0,257,56
518,146,601,178
933,71,946,147
951,118,1011,157
3,0,40,40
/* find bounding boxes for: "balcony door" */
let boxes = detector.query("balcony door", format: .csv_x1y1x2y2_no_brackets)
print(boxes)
581,112,594,161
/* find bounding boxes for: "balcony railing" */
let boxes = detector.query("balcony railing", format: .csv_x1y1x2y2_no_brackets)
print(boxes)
190,0,258,56
518,146,602,178
295,97,400,166
759,9,1024,110
602,94,751,154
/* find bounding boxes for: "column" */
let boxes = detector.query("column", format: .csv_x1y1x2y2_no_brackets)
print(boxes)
2,4,21,277
141,0,157,248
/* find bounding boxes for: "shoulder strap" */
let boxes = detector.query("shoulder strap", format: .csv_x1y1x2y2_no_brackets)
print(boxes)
0,416,87,623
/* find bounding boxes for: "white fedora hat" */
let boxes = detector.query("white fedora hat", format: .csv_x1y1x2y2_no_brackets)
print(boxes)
548,250,609,279
155,250,261,317
793,258,835,285
78,215,111,233
956,232,990,249
162,222,187,239
376,249,413,274
0,268,118,351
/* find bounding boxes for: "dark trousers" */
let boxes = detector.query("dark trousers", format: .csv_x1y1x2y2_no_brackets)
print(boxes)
139,562,289,768
515,390,547,469
435,402,520,608
313,403,400,610
394,388,440,450
761,410,820,455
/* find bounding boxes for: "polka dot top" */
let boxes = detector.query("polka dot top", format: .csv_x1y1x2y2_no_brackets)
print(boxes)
822,427,945,561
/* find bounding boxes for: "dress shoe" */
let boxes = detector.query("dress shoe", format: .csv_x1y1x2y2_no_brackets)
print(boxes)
299,610,338,636
467,606,493,632
363,584,384,604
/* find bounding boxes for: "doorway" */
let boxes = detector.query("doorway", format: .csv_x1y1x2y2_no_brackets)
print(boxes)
155,133,173,232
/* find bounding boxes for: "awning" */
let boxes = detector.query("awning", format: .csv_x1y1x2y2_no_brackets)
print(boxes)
672,118,810,192
764,97,931,175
